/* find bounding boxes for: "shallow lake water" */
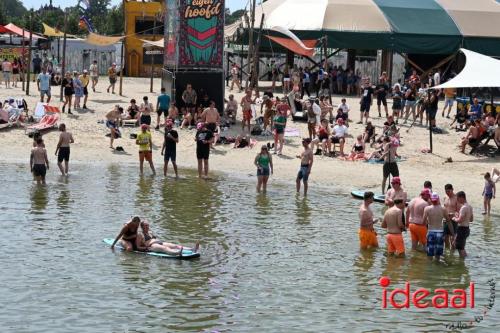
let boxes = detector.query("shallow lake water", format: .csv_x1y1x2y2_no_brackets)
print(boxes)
0,163,498,332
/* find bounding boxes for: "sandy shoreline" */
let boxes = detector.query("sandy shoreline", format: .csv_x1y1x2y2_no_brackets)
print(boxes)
0,77,498,213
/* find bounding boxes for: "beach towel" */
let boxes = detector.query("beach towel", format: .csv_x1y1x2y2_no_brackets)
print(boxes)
27,113,60,132
284,127,301,137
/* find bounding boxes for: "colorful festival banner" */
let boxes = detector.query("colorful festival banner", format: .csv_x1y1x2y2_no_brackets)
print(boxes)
178,0,224,68
0,47,26,62
164,0,178,68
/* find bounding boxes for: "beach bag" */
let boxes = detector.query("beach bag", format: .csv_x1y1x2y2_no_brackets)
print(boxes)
251,125,263,135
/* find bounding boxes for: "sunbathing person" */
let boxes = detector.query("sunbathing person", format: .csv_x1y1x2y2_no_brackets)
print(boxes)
344,135,365,161
138,221,200,255
312,119,331,155
110,216,146,252
460,119,480,153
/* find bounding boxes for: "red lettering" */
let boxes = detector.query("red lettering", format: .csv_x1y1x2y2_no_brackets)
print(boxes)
470,283,475,308
451,290,467,308
412,289,430,308
432,289,449,308
390,282,410,308
382,288,387,308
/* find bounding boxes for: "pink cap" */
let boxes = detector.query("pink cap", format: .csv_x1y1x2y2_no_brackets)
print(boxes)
391,176,401,185
141,124,149,130
430,192,440,202
421,188,431,197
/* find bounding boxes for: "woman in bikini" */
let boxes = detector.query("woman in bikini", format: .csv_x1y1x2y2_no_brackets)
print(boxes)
345,135,366,161
110,216,147,252
138,221,199,255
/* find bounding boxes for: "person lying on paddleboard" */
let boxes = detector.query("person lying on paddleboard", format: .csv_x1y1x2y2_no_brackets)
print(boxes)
110,216,148,252
138,221,200,255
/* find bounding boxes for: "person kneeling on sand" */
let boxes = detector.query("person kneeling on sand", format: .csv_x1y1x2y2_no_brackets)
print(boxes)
359,191,379,249
137,221,200,256
382,199,406,256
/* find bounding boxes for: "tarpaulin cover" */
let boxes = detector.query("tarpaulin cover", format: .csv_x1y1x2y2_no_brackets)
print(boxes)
85,32,123,46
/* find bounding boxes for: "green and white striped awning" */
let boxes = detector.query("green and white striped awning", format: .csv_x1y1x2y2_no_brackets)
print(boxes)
228,0,500,55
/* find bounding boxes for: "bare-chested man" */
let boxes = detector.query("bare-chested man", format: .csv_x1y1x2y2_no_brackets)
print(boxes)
296,138,313,196
359,191,379,249
30,138,49,185
384,176,407,207
240,90,255,133
380,136,399,194
201,101,220,146
443,183,460,249
382,199,406,256
423,193,450,261
452,191,473,258
406,189,430,251
55,123,74,176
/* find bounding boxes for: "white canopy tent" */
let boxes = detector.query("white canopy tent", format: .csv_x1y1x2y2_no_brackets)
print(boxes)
434,48,500,89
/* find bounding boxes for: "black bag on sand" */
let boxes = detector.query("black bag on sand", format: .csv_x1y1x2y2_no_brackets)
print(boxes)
251,125,263,135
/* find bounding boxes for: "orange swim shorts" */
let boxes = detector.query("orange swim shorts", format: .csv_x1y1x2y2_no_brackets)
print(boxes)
243,109,252,121
139,150,152,162
359,228,379,249
409,223,427,245
386,233,405,255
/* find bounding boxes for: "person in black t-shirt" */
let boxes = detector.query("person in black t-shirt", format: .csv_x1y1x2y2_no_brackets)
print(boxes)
195,122,214,178
376,77,389,118
161,119,179,178
358,78,374,125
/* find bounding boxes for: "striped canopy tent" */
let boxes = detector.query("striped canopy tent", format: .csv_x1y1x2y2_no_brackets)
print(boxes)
227,0,500,55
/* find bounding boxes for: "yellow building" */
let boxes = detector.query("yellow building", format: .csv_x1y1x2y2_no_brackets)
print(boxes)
124,0,165,77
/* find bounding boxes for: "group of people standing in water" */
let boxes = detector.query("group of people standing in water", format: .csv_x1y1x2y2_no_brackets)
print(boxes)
359,177,475,259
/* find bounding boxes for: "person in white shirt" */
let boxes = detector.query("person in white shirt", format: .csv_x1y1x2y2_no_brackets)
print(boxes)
331,118,348,156
339,98,350,123
433,70,440,86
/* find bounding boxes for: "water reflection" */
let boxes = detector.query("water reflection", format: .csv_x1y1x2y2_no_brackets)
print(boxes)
294,196,312,224
30,185,49,213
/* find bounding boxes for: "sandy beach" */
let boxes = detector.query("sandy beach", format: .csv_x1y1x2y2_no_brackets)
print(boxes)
0,77,498,212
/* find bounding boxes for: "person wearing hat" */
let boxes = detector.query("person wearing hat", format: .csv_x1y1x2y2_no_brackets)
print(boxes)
423,193,449,261
161,119,179,178
136,124,156,175
332,118,348,156
254,145,273,193
195,122,214,178
384,177,407,207
296,138,314,196
406,189,431,251
107,62,117,94
80,69,90,109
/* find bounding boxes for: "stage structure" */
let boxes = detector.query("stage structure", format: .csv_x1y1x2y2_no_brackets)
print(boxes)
164,0,225,113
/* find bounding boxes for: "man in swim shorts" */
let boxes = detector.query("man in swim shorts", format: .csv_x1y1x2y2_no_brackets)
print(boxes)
30,138,49,185
382,199,406,256
380,136,399,194
296,138,314,196
406,189,431,251
384,176,407,207
54,123,74,176
161,119,179,178
452,191,473,258
423,193,449,261
443,184,459,249
359,191,379,249
136,124,156,175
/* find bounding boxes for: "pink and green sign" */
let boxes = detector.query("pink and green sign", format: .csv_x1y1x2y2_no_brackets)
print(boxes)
179,0,224,68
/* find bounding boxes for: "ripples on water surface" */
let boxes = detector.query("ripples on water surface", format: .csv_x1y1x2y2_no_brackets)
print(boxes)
0,163,498,332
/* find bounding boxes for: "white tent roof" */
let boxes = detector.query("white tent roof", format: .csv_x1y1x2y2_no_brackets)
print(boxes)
434,48,500,89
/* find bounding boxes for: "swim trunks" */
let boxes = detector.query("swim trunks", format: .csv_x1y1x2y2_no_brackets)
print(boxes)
359,228,378,249
443,220,457,236
426,230,444,256
32,164,47,177
164,149,176,162
297,165,310,182
409,223,427,245
455,226,470,250
243,109,252,121
386,233,405,255
383,162,399,178
257,166,270,177
57,147,70,162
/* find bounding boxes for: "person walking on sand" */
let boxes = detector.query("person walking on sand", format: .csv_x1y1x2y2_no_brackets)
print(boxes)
241,90,255,133
30,138,49,185
452,191,473,258
358,78,374,125
255,145,273,193
89,60,99,92
406,189,431,251
136,124,156,175
156,87,171,130
37,67,52,103
106,106,122,149
296,138,314,196
359,191,379,250
80,70,90,109
61,72,74,114
195,122,214,178
443,184,459,249
423,193,451,261
107,63,117,94
382,199,406,256
161,119,179,178
54,123,74,176
482,172,496,215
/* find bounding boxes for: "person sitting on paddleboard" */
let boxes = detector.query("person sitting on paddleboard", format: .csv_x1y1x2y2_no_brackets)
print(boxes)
110,216,148,252
138,221,200,255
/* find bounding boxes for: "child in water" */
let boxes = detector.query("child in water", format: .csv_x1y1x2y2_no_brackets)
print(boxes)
482,172,496,215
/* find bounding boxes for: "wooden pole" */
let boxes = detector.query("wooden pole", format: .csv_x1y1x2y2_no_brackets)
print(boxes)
251,13,264,90
21,27,25,91
245,0,256,89
150,17,157,93
26,10,33,96
119,38,124,96
60,10,68,101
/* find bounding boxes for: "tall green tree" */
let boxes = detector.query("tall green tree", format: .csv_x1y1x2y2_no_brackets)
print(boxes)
0,0,27,21
105,3,124,35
